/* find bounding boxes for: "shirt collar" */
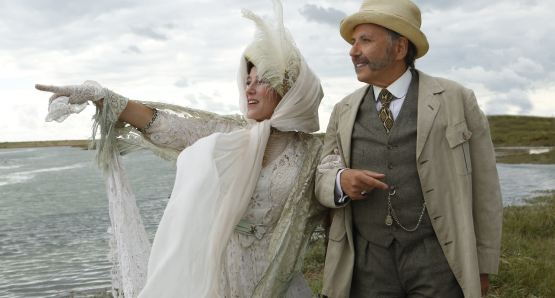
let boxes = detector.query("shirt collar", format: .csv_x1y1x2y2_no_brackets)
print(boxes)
373,68,412,102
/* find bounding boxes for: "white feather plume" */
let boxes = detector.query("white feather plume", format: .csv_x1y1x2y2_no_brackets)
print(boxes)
242,0,301,96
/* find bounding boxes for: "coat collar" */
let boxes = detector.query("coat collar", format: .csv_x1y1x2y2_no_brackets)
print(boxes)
415,70,444,159
339,85,369,168
338,70,445,165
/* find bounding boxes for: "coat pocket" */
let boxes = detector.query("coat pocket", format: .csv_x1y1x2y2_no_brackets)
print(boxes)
445,120,473,175
328,215,347,242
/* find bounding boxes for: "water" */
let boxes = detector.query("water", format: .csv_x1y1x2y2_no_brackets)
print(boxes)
0,147,175,298
0,147,553,297
497,163,555,205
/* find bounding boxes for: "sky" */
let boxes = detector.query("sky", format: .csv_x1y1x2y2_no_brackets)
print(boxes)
1,0,554,142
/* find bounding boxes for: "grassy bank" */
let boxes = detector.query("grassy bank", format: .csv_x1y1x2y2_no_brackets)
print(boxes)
0,140,89,149
487,190,555,297
302,190,555,298
488,115,555,147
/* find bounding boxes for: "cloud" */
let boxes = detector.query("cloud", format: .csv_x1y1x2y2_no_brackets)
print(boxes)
188,92,238,114
1,0,555,142
446,66,528,93
126,45,142,54
185,94,198,105
204,99,239,114
299,4,347,26
415,0,540,12
486,89,533,115
175,77,189,88
510,57,544,76
15,104,40,130
131,26,168,41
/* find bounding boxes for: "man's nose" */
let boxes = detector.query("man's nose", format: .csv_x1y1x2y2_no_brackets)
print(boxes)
350,42,361,57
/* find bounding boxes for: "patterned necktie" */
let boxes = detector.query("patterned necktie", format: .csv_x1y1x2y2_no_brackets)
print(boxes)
378,88,394,133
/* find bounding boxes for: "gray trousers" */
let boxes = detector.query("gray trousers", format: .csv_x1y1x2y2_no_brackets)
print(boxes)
350,233,464,298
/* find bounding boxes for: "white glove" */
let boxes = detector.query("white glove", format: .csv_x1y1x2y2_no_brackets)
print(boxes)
317,148,342,174
36,80,105,123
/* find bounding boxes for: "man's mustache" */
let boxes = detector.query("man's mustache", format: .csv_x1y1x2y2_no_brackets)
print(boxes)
352,57,370,66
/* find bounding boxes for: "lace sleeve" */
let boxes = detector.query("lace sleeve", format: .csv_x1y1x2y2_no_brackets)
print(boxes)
137,102,248,151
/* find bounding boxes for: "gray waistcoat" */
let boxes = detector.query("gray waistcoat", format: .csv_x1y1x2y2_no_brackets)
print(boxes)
350,72,434,248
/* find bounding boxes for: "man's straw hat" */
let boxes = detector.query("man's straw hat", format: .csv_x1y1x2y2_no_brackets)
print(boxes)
339,0,429,59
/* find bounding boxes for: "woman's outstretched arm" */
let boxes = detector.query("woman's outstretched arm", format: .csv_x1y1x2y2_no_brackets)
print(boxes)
96,99,154,130
36,81,246,151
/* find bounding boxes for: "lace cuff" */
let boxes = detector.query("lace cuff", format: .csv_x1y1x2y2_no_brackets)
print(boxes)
90,89,129,176
106,89,129,120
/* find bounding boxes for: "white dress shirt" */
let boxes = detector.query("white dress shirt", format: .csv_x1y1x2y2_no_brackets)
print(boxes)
334,68,413,204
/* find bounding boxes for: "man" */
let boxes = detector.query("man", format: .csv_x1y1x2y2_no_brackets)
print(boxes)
315,0,503,297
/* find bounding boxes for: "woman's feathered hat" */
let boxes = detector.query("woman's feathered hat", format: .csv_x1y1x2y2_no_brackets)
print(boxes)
242,0,302,97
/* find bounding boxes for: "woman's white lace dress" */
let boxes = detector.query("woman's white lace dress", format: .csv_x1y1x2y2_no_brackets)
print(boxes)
141,110,314,297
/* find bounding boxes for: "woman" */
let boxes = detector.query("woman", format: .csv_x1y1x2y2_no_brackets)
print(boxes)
36,1,326,298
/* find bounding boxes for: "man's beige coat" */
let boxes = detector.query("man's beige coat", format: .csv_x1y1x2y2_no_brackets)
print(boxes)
315,70,503,298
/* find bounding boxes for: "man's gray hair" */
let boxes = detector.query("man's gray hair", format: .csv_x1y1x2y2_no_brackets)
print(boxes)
384,27,417,70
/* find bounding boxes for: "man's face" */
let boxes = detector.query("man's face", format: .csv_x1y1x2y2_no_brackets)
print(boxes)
350,23,394,85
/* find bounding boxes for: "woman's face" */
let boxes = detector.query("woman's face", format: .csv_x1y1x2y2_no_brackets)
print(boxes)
245,66,282,122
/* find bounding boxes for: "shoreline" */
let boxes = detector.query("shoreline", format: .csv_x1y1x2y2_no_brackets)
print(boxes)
0,140,89,149
496,149,555,164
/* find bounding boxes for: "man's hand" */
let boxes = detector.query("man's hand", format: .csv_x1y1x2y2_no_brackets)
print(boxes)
480,274,490,297
340,169,387,200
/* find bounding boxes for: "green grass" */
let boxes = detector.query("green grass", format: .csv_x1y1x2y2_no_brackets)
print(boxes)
302,191,555,298
486,190,555,298
488,115,555,147
302,238,326,296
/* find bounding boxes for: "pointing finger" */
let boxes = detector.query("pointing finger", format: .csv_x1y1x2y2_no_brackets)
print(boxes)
35,84,70,95
359,175,388,190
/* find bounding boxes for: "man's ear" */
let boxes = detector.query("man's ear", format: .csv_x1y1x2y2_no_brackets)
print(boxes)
395,37,409,62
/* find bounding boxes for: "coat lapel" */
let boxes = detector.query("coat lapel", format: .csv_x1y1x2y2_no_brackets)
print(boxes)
339,86,370,168
416,70,444,159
